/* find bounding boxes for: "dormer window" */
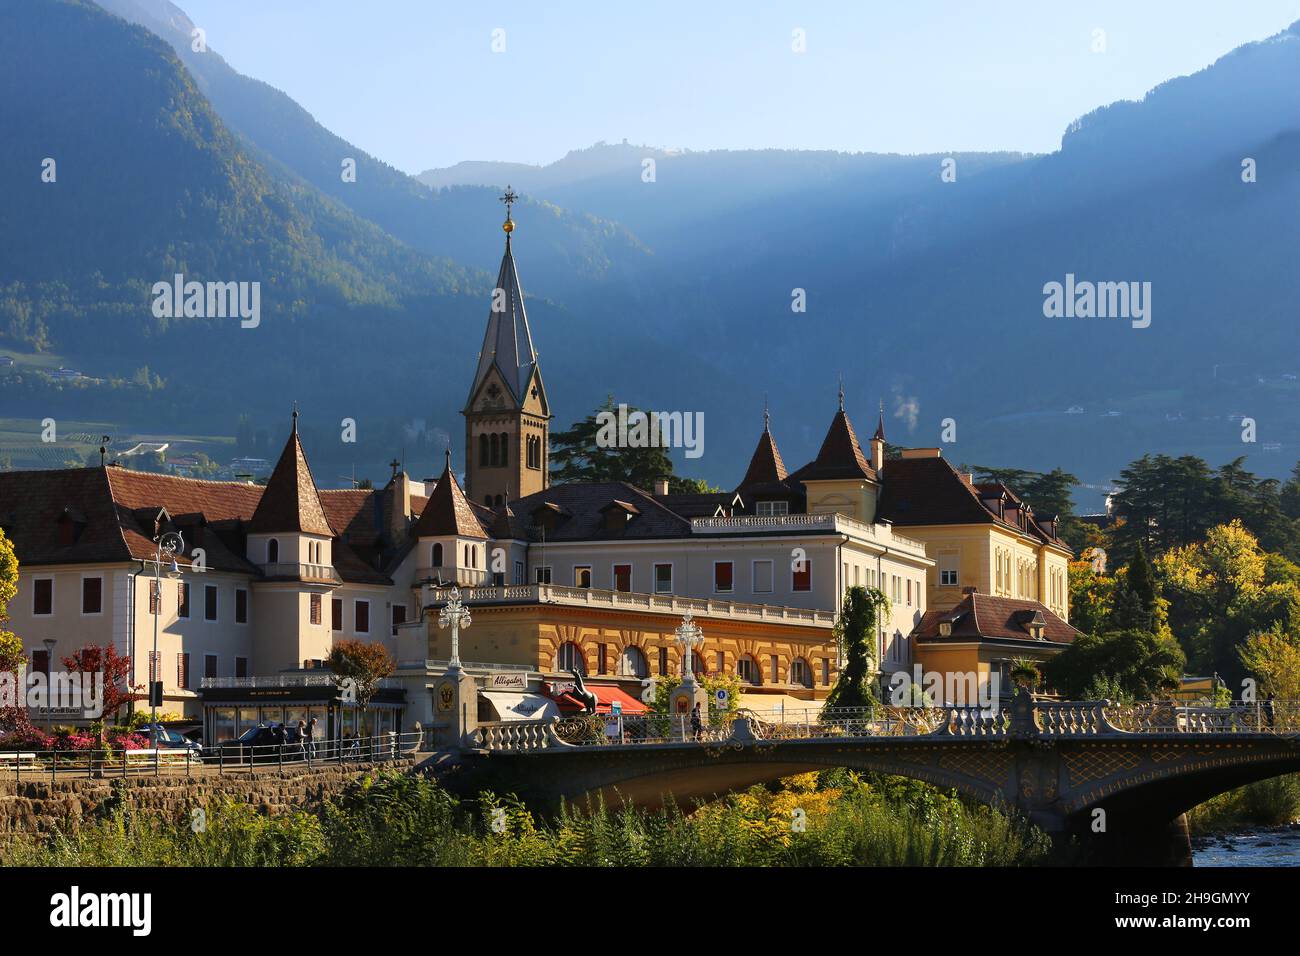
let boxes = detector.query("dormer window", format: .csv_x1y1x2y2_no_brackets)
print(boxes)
599,499,640,532
938,621,953,637
756,500,789,516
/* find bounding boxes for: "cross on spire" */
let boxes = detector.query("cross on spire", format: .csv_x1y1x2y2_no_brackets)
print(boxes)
389,458,401,479
763,395,771,433
500,186,517,216
837,375,845,412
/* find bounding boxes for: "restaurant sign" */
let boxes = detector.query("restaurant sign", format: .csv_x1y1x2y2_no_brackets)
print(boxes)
484,672,528,692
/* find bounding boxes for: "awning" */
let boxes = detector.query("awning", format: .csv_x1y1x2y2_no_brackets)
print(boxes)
737,692,823,724
482,691,560,722
592,685,649,715
552,685,649,715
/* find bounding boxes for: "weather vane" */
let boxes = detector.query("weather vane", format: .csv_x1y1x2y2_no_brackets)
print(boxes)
500,186,518,234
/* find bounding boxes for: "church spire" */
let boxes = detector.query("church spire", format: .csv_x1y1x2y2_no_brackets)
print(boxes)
465,188,540,410
463,196,551,504
873,399,886,442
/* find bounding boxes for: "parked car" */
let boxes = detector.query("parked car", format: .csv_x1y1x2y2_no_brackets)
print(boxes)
207,724,303,764
138,724,202,758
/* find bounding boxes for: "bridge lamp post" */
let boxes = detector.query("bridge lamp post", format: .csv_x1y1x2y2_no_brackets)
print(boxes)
438,587,472,675
674,613,704,688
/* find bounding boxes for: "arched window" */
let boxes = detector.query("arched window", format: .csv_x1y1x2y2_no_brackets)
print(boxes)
485,495,493,506
498,432,508,467
432,543,443,567
555,641,584,674
479,433,490,467
267,538,279,564
736,655,760,685
494,494,503,507
619,645,648,679
790,658,813,688
489,434,499,468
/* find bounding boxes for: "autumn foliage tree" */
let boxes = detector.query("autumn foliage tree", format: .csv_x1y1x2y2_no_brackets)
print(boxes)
327,639,396,711
61,643,141,724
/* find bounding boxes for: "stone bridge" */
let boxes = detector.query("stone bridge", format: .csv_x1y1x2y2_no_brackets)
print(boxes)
440,692,1300,865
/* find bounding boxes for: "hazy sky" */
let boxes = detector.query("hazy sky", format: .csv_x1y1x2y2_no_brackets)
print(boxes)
177,1,1300,174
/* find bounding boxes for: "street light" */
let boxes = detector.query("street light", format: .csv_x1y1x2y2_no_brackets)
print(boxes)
437,586,472,674
41,638,56,731
150,531,184,746
674,612,704,688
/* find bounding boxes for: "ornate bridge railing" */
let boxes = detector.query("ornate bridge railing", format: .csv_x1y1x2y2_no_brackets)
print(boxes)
470,698,1300,754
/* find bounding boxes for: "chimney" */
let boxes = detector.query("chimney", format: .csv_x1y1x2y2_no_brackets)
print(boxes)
653,476,670,496
870,436,885,473
388,471,411,543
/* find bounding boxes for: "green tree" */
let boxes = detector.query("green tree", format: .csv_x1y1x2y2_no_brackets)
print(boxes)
1042,629,1185,700
824,586,888,712
1156,520,1300,684
1110,542,1158,632
550,395,711,493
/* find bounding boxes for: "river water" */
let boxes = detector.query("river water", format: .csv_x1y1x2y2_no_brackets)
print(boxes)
1193,824,1300,866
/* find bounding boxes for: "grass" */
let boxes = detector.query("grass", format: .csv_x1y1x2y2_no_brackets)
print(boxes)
0,770,1054,868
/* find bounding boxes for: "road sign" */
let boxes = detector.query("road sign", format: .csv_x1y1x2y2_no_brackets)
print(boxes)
715,688,729,704
611,700,623,716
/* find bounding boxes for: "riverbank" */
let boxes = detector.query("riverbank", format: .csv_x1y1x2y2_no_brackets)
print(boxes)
0,768,1053,867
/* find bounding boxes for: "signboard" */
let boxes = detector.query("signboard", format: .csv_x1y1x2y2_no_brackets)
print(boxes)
485,672,528,692
611,700,622,716
714,688,729,705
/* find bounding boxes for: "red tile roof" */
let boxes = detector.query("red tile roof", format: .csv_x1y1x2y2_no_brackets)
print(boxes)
913,592,1080,646
247,422,333,536
738,427,788,489
798,408,876,482
410,454,487,539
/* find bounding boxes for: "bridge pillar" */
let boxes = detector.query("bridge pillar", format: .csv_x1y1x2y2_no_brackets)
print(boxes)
430,668,479,749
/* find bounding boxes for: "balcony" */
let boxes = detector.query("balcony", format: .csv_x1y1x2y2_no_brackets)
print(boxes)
414,566,490,587
259,562,341,584
690,513,927,554
426,583,836,629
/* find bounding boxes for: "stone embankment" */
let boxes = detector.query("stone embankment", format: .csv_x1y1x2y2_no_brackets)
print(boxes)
0,759,416,834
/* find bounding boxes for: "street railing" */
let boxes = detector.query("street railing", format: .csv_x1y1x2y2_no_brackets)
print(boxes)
471,698,1300,753
0,731,423,781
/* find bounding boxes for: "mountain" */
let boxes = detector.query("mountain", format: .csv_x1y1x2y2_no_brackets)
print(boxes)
92,0,653,297
418,26,1300,505
0,0,488,458
4,1,1299,503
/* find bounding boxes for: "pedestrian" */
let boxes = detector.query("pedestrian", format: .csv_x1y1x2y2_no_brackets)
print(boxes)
305,716,317,760
296,719,307,759
690,702,703,741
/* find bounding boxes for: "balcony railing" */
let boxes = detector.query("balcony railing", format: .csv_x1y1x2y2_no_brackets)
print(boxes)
199,673,403,689
427,583,836,628
689,513,926,553
415,566,490,586
259,562,341,583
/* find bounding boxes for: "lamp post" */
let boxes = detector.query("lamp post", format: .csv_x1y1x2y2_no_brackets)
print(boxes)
437,586,472,674
150,531,184,746
41,638,56,731
674,612,704,687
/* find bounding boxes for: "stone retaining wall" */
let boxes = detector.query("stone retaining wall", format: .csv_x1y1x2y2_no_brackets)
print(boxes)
0,760,416,835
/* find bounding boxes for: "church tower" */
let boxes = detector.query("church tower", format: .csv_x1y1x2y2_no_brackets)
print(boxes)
464,188,550,507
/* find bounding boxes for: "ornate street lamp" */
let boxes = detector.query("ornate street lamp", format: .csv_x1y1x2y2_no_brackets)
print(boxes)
674,612,704,688
438,586,472,674
150,531,184,745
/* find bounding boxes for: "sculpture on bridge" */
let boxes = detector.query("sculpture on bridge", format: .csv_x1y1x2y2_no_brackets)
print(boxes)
569,669,598,714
